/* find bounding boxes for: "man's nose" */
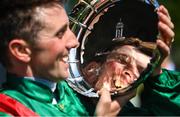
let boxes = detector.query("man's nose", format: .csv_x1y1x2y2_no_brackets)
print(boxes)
66,29,79,49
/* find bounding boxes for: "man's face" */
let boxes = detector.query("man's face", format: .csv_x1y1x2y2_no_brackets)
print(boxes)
30,4,79,82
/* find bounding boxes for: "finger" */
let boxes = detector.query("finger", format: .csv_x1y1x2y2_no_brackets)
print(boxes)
157,11,174,29
158,5,171,20
96,85,111,116
108,89,136,115
152,39,171,76
98,81,111,94
109,100,121,115
103,81,111,91
158,22,175,46
156,39,170,58
99,88,111,103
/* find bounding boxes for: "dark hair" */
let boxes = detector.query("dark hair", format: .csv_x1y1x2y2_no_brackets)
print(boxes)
0,0,65,67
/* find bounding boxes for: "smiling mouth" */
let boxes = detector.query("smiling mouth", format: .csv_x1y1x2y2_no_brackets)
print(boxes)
62,56,69,63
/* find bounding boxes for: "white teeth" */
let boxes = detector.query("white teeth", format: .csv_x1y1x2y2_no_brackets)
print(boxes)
62,56,68,63
67,59,79,63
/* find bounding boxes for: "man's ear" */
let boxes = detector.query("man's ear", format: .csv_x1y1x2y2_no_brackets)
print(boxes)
8,39,31,63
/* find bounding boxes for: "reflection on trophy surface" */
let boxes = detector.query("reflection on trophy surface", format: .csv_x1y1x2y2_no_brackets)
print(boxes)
68,0,160,97
82,44,151,92
82,18,155,93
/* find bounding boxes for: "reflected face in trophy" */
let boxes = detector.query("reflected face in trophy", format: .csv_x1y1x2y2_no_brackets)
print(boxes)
83,45,151,92
68,0,160,97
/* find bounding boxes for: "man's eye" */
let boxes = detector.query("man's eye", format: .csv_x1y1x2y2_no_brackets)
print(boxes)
56,32,64,39
120,55,130,63
107,53,133,65
114,54,131,64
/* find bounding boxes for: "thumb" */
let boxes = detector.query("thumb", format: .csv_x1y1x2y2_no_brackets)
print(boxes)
96,82,112,116
98,82,111,105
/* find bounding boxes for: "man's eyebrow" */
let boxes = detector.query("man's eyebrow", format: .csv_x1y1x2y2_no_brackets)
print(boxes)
55,23,68,36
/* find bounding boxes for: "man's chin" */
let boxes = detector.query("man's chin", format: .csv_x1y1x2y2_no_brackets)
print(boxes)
59,73,69,80
50,74,68,82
